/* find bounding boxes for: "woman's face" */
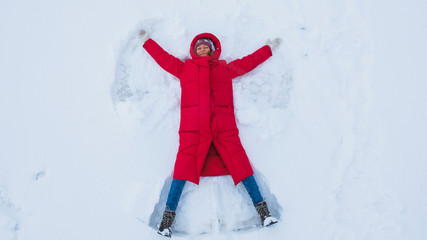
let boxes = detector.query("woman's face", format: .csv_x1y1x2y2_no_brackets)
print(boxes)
196,44,212,57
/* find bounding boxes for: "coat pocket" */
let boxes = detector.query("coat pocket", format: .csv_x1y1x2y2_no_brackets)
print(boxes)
181,80,199,107
179,106,199,132
215,106,238,131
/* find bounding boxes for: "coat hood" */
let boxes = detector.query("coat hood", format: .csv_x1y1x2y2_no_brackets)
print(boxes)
190,33,222,60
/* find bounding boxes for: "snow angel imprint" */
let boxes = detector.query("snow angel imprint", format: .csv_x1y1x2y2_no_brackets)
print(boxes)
139,30,281,237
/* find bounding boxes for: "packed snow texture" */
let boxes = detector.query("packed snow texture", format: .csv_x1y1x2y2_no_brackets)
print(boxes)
1,0,426,239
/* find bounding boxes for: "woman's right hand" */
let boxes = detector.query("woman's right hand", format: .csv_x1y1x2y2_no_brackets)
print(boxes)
266,38,281,51
139,30,149,43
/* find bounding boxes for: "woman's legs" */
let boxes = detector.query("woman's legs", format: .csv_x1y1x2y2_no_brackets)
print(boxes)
242,175,278,226
166,179,186,211
242,175,263,205
158,179,186,237
159,175,276,237
168,175,263,208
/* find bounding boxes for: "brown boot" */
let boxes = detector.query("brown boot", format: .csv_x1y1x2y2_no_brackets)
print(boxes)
157,210,176,237
255,201,278,227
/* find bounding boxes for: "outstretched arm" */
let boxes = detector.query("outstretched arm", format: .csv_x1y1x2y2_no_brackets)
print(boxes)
227,38,281,79
140,30,184,79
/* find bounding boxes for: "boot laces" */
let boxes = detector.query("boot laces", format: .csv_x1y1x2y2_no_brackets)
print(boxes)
160,210,175,229
256,201,271,220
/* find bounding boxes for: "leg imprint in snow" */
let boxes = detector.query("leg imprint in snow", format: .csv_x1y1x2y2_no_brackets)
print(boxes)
149,174,281,236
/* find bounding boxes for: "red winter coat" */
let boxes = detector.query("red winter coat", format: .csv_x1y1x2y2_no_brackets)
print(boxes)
143,33,272,185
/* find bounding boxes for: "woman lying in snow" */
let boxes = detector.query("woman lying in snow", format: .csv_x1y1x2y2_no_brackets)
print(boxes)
140,30,281,237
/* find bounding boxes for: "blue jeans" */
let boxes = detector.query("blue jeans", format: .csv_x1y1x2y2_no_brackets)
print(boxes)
165,175,263,211
242,175,264,205
165,179,186,211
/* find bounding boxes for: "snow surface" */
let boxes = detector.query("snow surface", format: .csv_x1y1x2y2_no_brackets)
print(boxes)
1,0,427,239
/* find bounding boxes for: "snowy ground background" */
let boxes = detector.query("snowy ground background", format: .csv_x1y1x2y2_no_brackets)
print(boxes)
1,0,426,239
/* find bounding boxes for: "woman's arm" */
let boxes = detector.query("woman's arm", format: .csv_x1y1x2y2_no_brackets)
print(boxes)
140,30,184,79
227,45,273,79
227,38,281,79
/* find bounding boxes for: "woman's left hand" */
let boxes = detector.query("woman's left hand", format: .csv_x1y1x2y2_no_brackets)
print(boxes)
139,30,150,43
266,38,281,51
